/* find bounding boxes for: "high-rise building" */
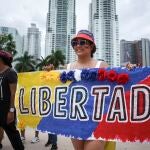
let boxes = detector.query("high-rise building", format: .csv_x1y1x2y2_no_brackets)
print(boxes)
120,40,134,66
22,35,28,54
0,26,23,56
89,0,120,67
120,39,150,66
45,0,76,63
141,38,150,66
88,3,93,32
23,23,41,59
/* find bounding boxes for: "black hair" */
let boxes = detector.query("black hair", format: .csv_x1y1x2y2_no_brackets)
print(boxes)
88,41,96,58
0,57,12,67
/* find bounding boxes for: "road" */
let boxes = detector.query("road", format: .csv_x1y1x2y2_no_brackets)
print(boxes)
1,128,150,150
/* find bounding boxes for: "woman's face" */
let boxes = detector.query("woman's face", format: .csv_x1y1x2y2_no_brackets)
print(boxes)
72,38,93,57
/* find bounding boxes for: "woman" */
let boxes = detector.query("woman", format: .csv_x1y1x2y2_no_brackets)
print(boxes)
68,30,115,150
0,50,24,150
45,30,115,150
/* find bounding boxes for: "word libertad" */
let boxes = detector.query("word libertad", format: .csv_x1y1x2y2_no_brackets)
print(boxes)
18,84,150,123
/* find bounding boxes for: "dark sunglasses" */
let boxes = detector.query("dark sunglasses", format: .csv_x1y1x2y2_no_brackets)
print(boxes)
71,39,90,47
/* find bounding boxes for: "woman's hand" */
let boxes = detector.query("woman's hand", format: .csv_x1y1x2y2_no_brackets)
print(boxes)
126,63,136,70
126,63,142,70
42,64,54,71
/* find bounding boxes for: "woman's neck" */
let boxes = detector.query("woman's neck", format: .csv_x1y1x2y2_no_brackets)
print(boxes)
77,56,93,64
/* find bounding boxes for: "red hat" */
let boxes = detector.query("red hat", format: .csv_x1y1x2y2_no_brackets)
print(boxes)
0,50,13,61
71,30,96,52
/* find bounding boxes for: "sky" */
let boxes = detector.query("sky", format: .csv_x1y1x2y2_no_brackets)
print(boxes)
0,0,150,54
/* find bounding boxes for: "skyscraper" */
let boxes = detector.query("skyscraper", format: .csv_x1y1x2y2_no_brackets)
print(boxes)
23,23,41,59
45,0,76,63
89,0,120,67
141,38,150,66
0,26,23,56
120,39,150,66
120,40,134,66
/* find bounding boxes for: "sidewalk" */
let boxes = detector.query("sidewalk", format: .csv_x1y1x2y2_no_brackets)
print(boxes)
1,128,150,150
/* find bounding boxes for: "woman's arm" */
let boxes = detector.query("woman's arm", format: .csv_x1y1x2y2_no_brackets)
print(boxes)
6,70,17,124
9,83,17,108
7,83,17,124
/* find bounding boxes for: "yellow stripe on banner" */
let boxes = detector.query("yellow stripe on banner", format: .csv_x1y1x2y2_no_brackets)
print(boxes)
16,71,70,129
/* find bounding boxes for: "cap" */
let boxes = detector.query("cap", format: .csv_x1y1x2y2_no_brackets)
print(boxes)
71,30,96,52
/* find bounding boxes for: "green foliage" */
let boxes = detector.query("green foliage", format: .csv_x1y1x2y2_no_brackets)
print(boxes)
36,50,66,70
36,56,50,71
46,50,66,69
0,34,17,56
0,34,66,71
14,51,36,72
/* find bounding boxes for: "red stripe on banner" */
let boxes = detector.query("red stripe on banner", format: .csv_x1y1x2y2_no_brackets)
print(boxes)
93,76,150,142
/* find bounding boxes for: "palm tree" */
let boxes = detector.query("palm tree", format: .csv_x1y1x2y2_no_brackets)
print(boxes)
36,50,66,70
47,50,66,69
0,34,17,56
36,56,50,71
14,51,36,72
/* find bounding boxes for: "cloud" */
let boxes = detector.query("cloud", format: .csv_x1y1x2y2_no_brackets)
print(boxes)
118,0,150,40
0,0,48,34
76,0,91,31
76,0,150,40
0,0,48,56
0,0,150,54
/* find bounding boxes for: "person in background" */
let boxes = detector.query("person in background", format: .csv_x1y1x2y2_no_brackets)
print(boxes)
0,50,24,150
18,117,58,150
18,125,40,143
45,133,58,150
31,131,58,149
31,130,40,143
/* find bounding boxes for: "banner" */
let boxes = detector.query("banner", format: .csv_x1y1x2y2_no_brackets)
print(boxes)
16,67,150,142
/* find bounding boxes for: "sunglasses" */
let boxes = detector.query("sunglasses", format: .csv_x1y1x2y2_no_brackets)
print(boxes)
71,39,90,47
